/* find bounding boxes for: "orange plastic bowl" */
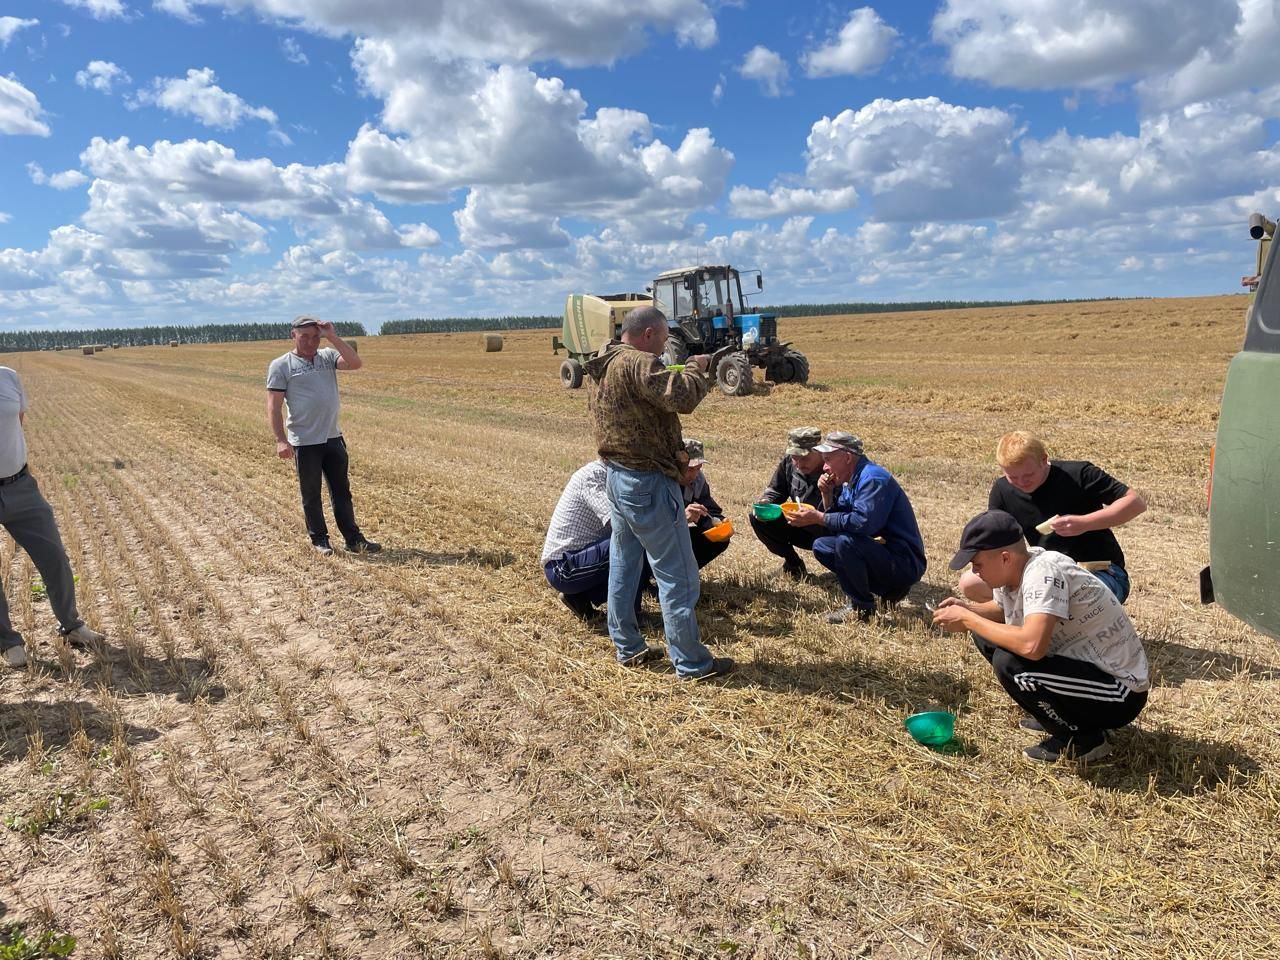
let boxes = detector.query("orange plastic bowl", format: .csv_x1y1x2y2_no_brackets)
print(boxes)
780,501,805,515
703,519,734,542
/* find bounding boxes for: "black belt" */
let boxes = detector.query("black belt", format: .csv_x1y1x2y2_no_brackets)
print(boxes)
0,465,29,486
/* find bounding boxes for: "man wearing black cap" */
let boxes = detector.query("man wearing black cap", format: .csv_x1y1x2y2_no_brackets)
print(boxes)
267,316,380,556
750,425,827,579
934,510,1150,763
784,431,926,622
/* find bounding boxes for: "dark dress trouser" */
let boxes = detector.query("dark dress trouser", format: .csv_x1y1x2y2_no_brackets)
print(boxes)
294,436,362,546
0,471,83,648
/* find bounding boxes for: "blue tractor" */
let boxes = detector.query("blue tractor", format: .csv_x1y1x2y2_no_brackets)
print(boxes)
649,264,809,396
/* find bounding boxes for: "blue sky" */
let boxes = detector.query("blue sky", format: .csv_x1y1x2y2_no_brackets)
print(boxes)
1,0,1277,330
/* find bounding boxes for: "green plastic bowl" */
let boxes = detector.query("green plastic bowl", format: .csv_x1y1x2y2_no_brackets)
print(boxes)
904,711,956,747
666,363,686,372
752,502,783,521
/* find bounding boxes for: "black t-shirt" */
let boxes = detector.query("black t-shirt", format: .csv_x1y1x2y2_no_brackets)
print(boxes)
988,460,1129,567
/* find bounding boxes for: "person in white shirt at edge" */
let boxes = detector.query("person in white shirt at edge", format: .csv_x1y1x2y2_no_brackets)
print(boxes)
542,460,651,620
0,366,105,668
266,316,380,557
932,510,1150,764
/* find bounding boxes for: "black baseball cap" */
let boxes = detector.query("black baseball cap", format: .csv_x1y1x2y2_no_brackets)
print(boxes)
948,510,1025,570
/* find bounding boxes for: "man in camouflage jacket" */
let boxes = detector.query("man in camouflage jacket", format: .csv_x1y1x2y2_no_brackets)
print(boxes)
583,306,733,680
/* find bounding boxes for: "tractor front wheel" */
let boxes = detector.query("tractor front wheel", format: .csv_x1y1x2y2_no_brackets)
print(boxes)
716,351,754,396
560,358,584,389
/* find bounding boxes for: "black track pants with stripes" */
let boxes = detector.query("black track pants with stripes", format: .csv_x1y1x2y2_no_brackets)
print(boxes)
973,636,1148,740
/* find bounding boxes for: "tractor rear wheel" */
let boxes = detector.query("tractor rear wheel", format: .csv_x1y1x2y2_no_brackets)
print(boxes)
766,355,794,383
784,349,810,384
716,351,754,396
560,358,584,389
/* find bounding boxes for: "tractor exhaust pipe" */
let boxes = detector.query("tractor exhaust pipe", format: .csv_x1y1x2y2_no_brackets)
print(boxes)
1249,212,1276,240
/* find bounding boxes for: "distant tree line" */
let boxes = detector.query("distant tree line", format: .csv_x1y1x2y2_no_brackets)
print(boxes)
0,321,368,353
381,316,558,335
379,297,1135,336
756,297,1134,318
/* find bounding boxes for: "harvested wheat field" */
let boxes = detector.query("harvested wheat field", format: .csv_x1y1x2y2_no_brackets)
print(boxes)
1,295,1277,959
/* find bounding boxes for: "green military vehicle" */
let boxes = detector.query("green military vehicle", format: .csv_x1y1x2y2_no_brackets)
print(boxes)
1201,212,1279,639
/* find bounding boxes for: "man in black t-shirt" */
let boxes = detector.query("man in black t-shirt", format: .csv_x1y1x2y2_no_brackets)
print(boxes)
750,426,827,580
958,431,1146,604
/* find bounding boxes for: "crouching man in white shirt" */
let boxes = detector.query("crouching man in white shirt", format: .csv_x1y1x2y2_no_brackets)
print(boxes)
933,509,1150,763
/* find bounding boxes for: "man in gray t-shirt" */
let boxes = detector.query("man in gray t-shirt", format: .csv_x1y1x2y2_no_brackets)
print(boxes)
266,316,379,556
933,509,1150,764
0,367,106,668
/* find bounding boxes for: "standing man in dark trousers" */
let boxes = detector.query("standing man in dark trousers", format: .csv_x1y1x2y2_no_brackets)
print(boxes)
750,426,826,579
267,316,380,556
0,366,105,668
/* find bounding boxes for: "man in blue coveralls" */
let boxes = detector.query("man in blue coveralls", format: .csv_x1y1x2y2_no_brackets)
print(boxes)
784,431,927,623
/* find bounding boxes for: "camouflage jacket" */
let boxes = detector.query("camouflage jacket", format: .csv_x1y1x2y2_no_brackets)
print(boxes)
583,341,708,481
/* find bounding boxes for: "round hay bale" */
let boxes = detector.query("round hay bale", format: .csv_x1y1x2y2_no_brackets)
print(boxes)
82,346,94,356
482,334,504,352
93,344,104,352
169,340,179,347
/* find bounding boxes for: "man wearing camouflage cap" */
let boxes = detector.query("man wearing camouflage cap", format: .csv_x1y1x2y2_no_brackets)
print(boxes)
785,432,927,622
679,439,731,571
750,426,827,579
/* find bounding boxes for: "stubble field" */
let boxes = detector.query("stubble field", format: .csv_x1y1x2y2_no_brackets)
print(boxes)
1,295,1277,959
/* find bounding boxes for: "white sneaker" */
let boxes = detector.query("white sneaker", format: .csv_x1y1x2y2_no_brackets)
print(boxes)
3,643,27,668
64,624,106,650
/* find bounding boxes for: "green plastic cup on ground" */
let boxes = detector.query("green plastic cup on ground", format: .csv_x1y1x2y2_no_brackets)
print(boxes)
904,711,956,748
752,503,783,521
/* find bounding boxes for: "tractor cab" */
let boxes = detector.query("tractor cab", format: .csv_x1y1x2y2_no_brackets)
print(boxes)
649,265,769,352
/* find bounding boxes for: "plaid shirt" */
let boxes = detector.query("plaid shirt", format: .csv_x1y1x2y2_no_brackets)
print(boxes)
541,461,612,564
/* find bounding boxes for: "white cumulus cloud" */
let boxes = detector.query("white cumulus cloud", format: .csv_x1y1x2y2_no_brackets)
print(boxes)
154,0,718,67
60,0,127,20
0,17,39,47
0,75,50,136
27,163,90,189
728,184,858,219
153,0,200,22
133,67,283,134
738,45,789,97
1139,0,1280,107
281,37,308,65
75,60,131,93
932,0,1241,90
805,97,1021,221
803,7,897,78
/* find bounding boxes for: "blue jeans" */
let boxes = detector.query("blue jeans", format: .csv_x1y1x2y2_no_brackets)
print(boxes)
606,465,713,678
1093,564,1130,604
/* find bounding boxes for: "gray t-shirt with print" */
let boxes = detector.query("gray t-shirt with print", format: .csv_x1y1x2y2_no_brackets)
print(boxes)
266,348,343,447
995,547,1150,691
0,367,29,478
